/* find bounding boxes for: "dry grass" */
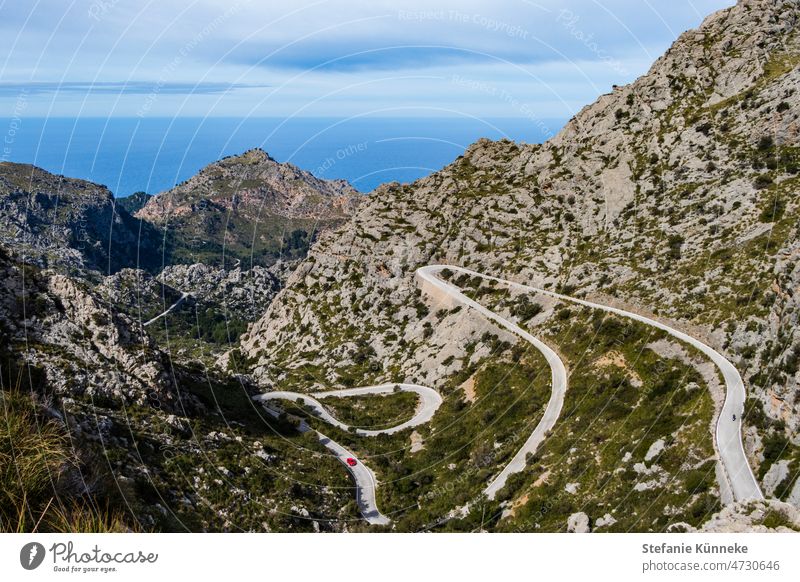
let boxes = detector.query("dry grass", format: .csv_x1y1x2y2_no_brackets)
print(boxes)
0,369,139,533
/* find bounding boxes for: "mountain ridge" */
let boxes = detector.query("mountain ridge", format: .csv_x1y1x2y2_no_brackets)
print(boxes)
135,147,360,267
0,161,162,274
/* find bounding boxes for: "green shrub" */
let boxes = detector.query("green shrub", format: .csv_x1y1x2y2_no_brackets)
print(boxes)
753,174,774,190
514,297,543,322
556,308,572,321
758,197,785,222
684,462,715,494
763,431,790,459
695,121,712,135
762,508,798,530
667,234,685,259
757,135,774,151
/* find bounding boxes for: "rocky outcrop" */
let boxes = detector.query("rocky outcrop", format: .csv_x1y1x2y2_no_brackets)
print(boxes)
0,162,161,274
158,262,284,322
567,512,590,533
98,267,182,324
698,500,800,532
0,249,176,408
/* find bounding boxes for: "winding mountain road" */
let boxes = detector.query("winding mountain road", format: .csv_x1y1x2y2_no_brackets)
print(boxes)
253,264,761,525
416,266,568,500
254,383,442,437
419,265,763,502
253,383,442,525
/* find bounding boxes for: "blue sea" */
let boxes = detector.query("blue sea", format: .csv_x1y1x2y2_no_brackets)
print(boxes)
0,117,564,196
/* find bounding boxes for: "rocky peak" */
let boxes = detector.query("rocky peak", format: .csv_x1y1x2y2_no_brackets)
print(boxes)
136,148,360,224
556,0,798,146
133,148,362,268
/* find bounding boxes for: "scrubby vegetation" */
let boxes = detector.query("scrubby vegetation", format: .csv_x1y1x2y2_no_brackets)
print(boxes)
320,391,419,430
443,276,720,532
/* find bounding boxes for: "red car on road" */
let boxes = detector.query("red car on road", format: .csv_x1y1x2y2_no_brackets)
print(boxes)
346,457,358,467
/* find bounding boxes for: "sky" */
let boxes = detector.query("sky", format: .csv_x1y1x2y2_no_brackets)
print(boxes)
0,0,736,120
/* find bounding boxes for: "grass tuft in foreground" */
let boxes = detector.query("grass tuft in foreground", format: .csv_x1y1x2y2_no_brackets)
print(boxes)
0,366,138,533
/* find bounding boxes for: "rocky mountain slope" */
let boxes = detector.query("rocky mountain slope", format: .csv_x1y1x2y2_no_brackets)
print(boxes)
2,0,797,534
241,0,800,530
0,163,162,274
97,262,286,366
158,261,285,322
0,247,177,409
136,148,360,267
0,148,359,369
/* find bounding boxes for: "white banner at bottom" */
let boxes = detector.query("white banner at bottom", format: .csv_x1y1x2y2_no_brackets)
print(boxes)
0,533,797,582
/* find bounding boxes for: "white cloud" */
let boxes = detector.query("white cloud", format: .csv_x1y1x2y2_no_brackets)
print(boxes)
0,0,735,116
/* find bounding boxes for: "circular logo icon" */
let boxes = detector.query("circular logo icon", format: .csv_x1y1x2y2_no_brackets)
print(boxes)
20,542,46,570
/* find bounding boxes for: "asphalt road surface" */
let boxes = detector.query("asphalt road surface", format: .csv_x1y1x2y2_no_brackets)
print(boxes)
143,292,189,327
416,266,568,500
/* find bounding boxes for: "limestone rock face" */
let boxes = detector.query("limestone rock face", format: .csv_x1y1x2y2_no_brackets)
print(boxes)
0,162,160,273
158,262,284,322
0,250,176,408
699,500,800,532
